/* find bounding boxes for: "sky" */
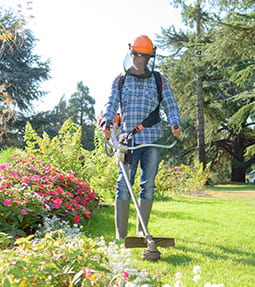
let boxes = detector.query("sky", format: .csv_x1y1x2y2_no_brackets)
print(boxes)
2,0,183,114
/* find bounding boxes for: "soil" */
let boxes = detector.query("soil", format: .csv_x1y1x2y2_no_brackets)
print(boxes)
192,186,255,200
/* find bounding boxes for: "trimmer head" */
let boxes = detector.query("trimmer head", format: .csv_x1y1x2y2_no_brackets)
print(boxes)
124,236,175,248
125,235,175,261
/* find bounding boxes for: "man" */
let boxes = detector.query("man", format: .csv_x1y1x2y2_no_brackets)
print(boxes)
100,35,181,241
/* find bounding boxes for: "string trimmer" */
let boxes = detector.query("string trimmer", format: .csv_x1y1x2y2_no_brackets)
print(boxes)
104,125,177,261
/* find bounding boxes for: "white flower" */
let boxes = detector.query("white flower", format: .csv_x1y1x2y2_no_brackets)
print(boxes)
204,283,212,287
175,272,183,279
125,283,138,287
193,274,201,282
193,266,201,274
174,280,183,287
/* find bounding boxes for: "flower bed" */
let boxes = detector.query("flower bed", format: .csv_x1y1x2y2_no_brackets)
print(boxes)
0,232,157,287
0,155,102,237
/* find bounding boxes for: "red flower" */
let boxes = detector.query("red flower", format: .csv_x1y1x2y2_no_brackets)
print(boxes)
53,198,62,209
74,213,80,224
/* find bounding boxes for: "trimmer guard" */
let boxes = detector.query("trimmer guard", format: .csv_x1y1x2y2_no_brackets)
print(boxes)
124,236,175,248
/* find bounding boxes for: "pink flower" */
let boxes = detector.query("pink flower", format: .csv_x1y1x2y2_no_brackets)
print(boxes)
74,213,80,224
53,198,62,209
21,209,27,215
76,189,83,194
85,209,91,218
82,267,92,278
3,199,11,206
0,163,11,170
56,187,63,194
123,272,129,278
22,177,30,184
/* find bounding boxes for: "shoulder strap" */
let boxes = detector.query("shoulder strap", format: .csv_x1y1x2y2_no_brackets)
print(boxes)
118,71,163,137
152,71,163,102
117,74,126,105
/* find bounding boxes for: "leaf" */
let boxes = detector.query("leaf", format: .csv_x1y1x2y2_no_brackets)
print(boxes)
86,260,111,273
17,214,23,223
2,277,11,287
72,269,83,284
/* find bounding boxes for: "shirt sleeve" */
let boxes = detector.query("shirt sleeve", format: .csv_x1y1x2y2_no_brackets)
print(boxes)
161,74,181,125
101,76,121,125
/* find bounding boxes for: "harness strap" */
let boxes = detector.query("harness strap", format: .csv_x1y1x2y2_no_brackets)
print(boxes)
117,71,163,138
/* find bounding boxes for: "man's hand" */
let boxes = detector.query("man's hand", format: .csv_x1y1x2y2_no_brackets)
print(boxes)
171,123,182,138
101,124,111,140
97,111,112,139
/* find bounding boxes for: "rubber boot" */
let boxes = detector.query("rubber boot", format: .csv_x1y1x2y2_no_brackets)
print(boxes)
137,199,153,236
115,200,130,241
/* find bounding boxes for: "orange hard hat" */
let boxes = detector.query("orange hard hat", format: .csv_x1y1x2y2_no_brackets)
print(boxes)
130,35,155,56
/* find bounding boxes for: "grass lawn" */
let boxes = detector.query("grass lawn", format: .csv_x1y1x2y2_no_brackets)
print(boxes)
86,184,255,286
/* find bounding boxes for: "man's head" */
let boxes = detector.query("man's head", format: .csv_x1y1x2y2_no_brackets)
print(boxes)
124,35,156,78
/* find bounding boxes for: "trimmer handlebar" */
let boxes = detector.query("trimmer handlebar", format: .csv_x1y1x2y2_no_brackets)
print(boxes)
106,127,177,152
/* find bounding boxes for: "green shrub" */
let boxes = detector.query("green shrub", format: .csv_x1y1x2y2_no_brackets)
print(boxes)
0,147,25,164
156,160,210,198
0,155,102,237
23,119,119,202
0,231,156,287
81,130,118,201
24,119,85,176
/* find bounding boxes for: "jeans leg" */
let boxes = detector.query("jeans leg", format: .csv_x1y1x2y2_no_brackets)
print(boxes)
116,153,139,200
139,147,160,200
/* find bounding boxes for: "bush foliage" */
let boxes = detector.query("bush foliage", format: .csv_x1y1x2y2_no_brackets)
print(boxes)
156,160,210,198
0,231,156,287
0,155,101,237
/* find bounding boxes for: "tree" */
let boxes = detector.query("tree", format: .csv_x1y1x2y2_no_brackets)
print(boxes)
157,0,214,168
204,5,255,182
0,10,23,140
67,81,96,150
0,11,50,112
157,0,255,182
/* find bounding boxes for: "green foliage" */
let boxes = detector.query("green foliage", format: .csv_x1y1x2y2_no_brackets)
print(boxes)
245,144,255,159
0,232,110,286
24,118,85,176
0,231,156,286
0,147,25,164
0,11,50,111
0,155,101,237
81,129,118,201
156,160,210,198
228,102,255,133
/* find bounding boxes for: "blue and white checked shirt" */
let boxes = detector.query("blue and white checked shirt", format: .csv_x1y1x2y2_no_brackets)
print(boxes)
102,72,180,145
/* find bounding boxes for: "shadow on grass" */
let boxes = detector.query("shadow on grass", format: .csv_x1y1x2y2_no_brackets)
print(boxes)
83,204,115,242
173,239,255,266
206,184,255,191
160,251,193,266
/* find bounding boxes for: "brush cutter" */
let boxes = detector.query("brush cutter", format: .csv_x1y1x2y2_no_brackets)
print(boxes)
104,126,177,261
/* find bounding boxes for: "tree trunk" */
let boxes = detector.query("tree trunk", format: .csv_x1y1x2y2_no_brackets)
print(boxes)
196,76,206,168
195,2,206,168
231,159,246,182
231,135,246,182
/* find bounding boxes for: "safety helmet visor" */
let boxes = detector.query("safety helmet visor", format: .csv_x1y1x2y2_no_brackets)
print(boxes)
123,49,156,78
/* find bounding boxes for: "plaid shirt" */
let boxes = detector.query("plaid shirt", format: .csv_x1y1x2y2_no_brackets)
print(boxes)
102,72,180,145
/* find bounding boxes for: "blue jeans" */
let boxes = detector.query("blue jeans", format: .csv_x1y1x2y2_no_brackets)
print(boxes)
116,146,161,200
